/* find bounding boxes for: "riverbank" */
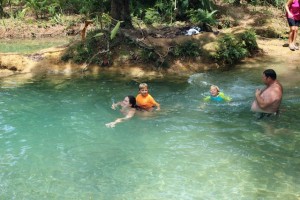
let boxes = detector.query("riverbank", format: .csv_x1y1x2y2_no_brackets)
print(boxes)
1,3,299,80
1,35,299,80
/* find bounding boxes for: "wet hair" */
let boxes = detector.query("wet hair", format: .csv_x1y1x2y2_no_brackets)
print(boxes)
139,83,148,90
263,69,277,80
210,85,220,92
127,95,137,108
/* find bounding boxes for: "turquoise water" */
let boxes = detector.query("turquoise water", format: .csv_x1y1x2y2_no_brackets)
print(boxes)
0,38,69,53
0,68,299,199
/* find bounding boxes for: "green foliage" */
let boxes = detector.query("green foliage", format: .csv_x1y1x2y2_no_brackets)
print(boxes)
188,9,217,25
249,0,286,9
139,49,169,68
225,0,286,10
62,29,115,65
3,0,218,24
140,49,159,63
171,40,201,58
130,0,154,19
154,0,174,23
15,0,110,19
199,0,215,11
222,0,239,4
58,0,109,17
24,0,48,19
93,32,104,38
93,13,112,30
61,42,88,63
20,0,62,19
14,9,27,19
78,0,109,17
133,0,216,24
138,40,202,68
144,8,161,24
238,29,259,55
110,21,121,40
175,0,215,13
219,16,233,28
50,13,63,25
48,2,60,15
62,31,96,64
61,13,124,66
215,34,248,66
0,0,6,18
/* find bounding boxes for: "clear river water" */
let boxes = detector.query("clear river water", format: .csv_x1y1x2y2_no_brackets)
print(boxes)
0,66,299,199
0,38,69,53
0,39,300,200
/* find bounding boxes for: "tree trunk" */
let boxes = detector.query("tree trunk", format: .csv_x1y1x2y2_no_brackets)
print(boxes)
111,0,133,29
0,0,4,18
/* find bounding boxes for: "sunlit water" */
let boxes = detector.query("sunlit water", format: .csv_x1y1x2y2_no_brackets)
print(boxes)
0,38,70,53
0,67,299,199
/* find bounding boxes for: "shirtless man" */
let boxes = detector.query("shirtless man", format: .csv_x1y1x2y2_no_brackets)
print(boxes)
251,69,283,115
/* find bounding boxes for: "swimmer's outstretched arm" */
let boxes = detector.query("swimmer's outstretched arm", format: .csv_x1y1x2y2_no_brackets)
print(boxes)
105,110,135,128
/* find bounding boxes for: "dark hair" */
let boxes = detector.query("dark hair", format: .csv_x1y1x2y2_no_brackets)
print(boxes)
263,69,277,80
127,95,137,108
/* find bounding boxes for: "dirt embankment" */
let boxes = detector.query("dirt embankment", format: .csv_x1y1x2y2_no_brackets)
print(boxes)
1,33,299,80
0,30,222,79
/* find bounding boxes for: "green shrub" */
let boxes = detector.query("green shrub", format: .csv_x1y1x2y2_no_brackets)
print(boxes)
188,9,217,25
171,40,201,58
138,48,169,68
238,29,259,55
144,8,161,24
61,42,89,64
140,49,159,62
215,34,248,66
61,29,110,65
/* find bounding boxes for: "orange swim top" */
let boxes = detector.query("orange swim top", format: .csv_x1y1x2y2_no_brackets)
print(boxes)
136,93,159,109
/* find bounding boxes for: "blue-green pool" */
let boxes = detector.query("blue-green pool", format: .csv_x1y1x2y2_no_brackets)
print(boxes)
0,67,299,199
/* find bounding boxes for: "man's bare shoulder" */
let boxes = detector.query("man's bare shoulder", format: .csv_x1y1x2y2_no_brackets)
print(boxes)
274,81,283,90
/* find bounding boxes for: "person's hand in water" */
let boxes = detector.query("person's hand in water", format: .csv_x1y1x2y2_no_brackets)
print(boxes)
105,122,116,128
111,103,118,110
105,118,122,128
199,103,206,111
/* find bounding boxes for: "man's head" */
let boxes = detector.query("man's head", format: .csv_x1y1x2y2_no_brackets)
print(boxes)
262,69,277,85
263,69,277,80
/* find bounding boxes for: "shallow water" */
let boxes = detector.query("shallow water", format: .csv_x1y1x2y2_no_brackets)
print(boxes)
0,38,70,53
0,67,299,199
